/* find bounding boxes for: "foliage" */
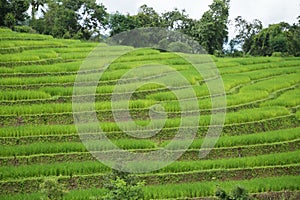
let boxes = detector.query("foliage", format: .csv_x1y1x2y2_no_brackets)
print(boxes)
216,186,251,200
102,169,144,200
250,22,300,56
0,0,30,27
194,0,230,54
230,16,262,54
32,0,108,40
167,41,193,53
40,179,67,200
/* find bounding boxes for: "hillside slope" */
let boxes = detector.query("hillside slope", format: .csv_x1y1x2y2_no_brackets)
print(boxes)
0,28,300,199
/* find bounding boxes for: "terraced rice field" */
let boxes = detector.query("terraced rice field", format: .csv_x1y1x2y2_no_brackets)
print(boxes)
0,28,300,199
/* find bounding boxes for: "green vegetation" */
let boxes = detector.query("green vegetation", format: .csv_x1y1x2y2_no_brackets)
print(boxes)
0,28,299,199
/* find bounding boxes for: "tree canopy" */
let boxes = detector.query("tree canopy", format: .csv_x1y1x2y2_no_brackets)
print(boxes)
0,0,299,56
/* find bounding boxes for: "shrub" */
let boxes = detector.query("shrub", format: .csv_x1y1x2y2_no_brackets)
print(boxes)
167,42,193,53
40,179,67,200
102,169,145,200
216,186,251,200
13,26,37,33
272,52,283,57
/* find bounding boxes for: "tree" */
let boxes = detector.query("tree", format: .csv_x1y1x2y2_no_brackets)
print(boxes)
194,0,230,54
102,169,145,200
109,12,136,36
250,22,291,56
77,0,108,39
231,16,262,54
0,0,30,27
135,4,161,28
32,0,108,39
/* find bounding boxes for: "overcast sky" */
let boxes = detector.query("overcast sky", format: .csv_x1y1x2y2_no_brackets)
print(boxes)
97,0,300,39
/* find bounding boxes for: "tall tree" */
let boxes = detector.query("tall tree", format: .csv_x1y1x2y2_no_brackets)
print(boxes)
231,16,262,54
250,22,291,56
108,12,136,36
0,0,30,28
135,4,161,28
193,0,230,54
32,0,108,39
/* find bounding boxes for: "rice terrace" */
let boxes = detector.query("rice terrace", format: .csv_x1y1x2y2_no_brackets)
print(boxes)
0,0,300,200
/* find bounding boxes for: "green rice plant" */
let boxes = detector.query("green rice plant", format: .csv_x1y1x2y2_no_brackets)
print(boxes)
0,151,298,180
143,175,300,199
245,73,300,93
53,47,96,53
0,139,156,157
117,106,287,131
10,61,81,74
0,40,64,48
0,124,76,137
0,74,76,85
0,99,157,115
131,151,300,174
220,57,283,66
97,106,290,133
0,67,14,73
219,60,300,74
161,127,300,149
114,50,178,63
0,49,58,63
216,61,240,68
0,90,51,101
0,29,53,40
261,87,300,107
225,73,300,106
1,175,299,200
39,86,74,97
226,91,269,106
0,142,87,157
224,106,290,124
0,103,72,115
296,110,300,120
0,161,110,180
222,74,251,91
243,66,300,81
59,52,91,60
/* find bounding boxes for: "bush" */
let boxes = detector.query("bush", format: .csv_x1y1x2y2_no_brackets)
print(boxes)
102,169,145,200
13,26,37,33
214,50,225,57
216,186,252,200
167,42,193,53
40,179,67,200
272,52,283,57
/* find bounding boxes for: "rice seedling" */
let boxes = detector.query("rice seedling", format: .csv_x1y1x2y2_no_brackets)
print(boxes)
0,90,51,101
143,175,300,199
161,127,300,149
261,86,300,107
0,124,76,137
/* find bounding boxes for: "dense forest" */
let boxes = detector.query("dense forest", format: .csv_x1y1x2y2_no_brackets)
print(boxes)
0,0,299,56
